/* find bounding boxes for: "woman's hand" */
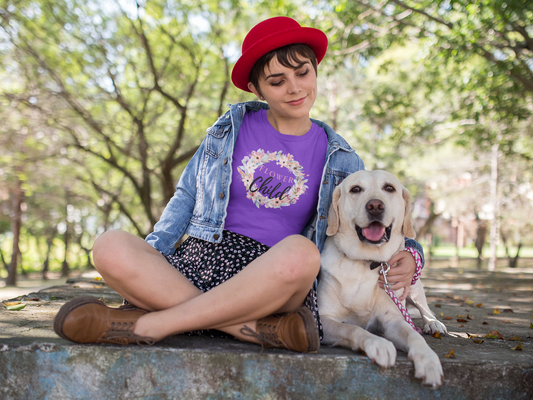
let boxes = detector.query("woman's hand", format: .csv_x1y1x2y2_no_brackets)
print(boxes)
378,251,416,301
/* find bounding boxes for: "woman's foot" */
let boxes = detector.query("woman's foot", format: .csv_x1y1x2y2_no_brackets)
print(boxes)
54,296,155,345
241,307,320,353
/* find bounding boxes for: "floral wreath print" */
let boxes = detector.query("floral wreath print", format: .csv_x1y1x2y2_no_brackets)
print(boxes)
238,149,309,209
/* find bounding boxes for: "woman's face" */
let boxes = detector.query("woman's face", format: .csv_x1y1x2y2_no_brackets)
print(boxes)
248,55,317,124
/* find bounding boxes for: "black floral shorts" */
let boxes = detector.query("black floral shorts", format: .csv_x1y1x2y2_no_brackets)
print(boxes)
163,230,322,339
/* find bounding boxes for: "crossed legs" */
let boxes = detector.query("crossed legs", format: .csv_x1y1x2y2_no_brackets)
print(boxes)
91,230,321,343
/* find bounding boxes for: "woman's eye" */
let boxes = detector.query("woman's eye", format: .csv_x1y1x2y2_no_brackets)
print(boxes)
350,186,361,193
270,81,283,86
298,69,309,77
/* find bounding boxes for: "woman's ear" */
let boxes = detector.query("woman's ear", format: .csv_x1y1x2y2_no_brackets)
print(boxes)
248,82,264,100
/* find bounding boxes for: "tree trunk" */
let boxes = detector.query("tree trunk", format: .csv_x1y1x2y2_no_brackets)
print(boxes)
417,201,440,238
0,246,7,271
61,227,70,277
475,217,487,270
61,191,71,278
500,232,511,258
488,142,500,271
74,229,94,270
451,217,460,266
42,227,57,279
6,176,24,286
509,243,522,268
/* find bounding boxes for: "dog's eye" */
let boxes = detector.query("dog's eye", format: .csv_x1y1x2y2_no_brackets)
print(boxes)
384,184,396,193
350,186,362,193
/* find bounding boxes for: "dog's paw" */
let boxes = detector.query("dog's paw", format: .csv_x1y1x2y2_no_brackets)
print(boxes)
409,348,443,388
423,319,448,335
359,336,396,368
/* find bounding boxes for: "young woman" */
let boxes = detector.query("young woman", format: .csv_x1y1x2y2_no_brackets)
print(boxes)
54,17,424,353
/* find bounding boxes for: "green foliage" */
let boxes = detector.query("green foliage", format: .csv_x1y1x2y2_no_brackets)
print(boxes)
1,0,532,279
323,0,533,154
0,0,256,236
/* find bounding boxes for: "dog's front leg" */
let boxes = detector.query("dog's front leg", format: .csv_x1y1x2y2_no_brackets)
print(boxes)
382,318,443,387
321,316,396,368
407,281,447,334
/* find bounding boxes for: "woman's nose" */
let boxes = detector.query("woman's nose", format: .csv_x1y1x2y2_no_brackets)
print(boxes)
286,77,302,94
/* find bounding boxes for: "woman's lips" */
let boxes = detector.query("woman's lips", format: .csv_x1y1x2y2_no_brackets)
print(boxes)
286,96,307,106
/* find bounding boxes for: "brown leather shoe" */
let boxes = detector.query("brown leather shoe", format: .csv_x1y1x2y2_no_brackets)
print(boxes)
241,307,320,353
54,296,155,345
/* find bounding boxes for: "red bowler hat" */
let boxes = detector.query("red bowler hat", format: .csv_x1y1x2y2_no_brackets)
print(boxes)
231,16,328,92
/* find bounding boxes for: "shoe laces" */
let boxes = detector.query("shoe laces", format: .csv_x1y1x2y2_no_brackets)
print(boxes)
240,322,283,354
101,321,155,346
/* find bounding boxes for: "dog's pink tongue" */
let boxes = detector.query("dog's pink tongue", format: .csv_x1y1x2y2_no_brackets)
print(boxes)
363,224,385,241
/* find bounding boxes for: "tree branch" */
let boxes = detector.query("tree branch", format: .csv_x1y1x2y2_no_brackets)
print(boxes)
388,0,453,29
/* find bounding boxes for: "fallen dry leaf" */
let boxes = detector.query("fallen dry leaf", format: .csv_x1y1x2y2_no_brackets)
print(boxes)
435,304,441,308
482,321,489,325
466,332,478,339
475,303,483,308
510,341,523,351
457,319,468,323
432,332,442,339
444,316,453,320
467,314,474,320
440,312,444,317
465,299,474,304
503,309,514,313
502,320,514,324
493,308,500,314
486,330,505,340
457,314,465,318
530,323,533,329
472,338,484,344
3,301,21,307
94,277,102,281
506,336,522,341
459,324,465,327
445,349,456,358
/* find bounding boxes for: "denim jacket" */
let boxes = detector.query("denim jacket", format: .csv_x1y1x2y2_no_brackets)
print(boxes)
146,101,424,265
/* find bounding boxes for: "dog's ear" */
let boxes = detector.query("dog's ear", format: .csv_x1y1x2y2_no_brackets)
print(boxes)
326,186,342,236
402,186,416,239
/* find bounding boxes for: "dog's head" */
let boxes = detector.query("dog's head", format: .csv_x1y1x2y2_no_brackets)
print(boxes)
326,170,415,261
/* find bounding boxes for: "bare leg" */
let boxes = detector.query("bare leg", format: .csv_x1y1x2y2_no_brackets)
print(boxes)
92,230,320,342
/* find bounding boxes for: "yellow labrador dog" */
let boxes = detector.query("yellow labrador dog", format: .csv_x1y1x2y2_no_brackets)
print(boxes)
318,170,446,387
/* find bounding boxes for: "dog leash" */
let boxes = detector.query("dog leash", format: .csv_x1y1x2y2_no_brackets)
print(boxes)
371,261,423,334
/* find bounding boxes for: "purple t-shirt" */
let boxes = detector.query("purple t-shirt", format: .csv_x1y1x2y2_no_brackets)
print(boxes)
224,109,327,247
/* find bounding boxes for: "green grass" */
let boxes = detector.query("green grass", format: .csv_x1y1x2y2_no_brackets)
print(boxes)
422,244,533,259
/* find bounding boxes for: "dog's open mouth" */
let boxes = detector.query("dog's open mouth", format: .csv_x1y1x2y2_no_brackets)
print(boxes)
356,222,392,244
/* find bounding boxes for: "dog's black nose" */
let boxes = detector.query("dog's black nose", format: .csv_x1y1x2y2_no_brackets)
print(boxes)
366,199,385,216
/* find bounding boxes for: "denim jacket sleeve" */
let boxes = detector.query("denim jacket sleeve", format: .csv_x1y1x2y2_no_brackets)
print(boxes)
405,238,425,269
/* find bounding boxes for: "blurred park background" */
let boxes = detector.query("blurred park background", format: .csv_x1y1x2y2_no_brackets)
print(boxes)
0,0,532,288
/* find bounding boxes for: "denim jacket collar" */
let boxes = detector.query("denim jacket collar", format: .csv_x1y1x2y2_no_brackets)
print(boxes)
226,101,353,153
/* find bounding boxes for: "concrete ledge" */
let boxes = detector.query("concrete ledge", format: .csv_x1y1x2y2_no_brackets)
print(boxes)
1,266,533,399
1,338,532,400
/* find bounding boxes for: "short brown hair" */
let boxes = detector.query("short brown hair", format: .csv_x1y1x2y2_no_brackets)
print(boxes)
248,44,318,96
